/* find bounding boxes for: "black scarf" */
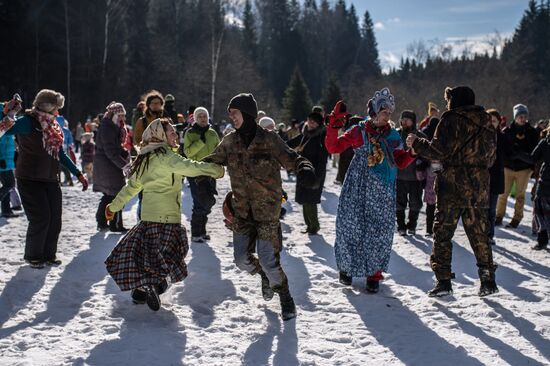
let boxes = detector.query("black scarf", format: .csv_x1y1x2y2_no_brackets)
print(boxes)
191,123,210,134
236,114,257,147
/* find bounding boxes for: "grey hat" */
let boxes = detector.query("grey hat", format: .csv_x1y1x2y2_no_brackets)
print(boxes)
513,104,529,120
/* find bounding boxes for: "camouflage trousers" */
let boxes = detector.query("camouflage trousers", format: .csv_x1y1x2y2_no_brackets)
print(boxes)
432,207,497,281
232,217,287,290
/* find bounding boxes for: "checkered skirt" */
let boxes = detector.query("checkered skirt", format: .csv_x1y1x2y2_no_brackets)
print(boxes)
105,221,189,291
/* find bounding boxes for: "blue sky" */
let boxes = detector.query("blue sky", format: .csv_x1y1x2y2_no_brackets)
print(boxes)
348,0,529,70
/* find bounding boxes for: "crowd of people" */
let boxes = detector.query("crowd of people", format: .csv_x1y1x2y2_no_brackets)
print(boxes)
0,84,548,321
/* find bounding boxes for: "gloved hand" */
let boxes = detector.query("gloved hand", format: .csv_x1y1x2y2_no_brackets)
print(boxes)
3,97,22,119
77,173,89,191
105,204,115,221
0,116,15,133
327,100,347,129
297,165,317,189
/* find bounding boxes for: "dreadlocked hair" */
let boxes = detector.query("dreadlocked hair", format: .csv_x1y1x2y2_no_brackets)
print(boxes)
127,147,167,178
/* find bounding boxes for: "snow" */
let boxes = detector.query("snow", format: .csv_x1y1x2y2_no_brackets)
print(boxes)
1,164,549,365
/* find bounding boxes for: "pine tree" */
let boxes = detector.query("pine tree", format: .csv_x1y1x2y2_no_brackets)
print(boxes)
283,66,313,121
242,0,257,60
320,75,342,112
359,10,381,77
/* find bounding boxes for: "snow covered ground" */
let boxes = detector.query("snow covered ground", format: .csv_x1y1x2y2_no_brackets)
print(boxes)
0,164,549,366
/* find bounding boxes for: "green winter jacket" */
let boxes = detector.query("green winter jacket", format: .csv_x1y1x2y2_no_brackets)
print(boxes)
109,146,224,224
183,126,220,161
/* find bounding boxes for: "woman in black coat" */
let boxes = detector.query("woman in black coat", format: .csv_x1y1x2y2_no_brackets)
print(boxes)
93,102,130,232
287,112,329,234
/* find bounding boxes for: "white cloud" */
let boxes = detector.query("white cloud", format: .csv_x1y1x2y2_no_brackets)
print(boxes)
449,1,518,14
374,22,385,30
388,17,401,23
381,51,400,73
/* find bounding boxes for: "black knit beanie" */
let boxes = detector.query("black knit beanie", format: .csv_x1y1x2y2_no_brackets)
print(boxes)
445,86,475,109
400,110,417,124
227,93,258,118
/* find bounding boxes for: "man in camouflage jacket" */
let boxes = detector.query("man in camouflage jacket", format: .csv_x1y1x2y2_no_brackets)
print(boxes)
204,93,315,320
406,86,498,298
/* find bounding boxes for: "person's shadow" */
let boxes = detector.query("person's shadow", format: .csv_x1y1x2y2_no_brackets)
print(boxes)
76,290,187,366
434,302,546,366
0,266,51,328
345,289,485,366
281,250,316,311
174,242,244,328
320,191,339,216
242,309,298,366
0,232,118,338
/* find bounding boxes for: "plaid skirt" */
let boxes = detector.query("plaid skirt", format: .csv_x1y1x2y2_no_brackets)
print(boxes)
534,196,550,233
105,221,189,291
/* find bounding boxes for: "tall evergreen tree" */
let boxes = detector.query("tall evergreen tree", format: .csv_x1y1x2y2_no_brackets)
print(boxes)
283,66,313,121
358,10,381,77
242,0,257,60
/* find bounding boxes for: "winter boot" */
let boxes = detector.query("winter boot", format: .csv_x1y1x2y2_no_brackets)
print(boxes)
426,204,435,236
46,258,62,266
506,219,520,228
407,210,420,236
339,271,352,286
396,210,407,236
427,279,453,297
533,230,548,250
131,288,147,304
278,289,297,321
478,269,498,297
26,260,45,269
494,216,503,226
155,279,169,295
366,279,380,293
259,270,274,301
145,285,161,311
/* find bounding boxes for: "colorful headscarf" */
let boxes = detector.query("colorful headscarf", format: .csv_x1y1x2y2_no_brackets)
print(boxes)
138,118,170,155
369,87,395,115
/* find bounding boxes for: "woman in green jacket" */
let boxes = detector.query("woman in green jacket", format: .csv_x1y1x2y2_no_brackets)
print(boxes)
104,118,224,311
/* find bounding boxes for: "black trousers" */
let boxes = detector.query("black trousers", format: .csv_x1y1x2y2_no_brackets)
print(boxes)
96,194,123,230
188,177,217,237
0,170,15,214
396,179,424,212
18,179,62,262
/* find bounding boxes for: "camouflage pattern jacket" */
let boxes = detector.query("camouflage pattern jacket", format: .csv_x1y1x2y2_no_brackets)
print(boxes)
204,125,313,222
412,105,496,208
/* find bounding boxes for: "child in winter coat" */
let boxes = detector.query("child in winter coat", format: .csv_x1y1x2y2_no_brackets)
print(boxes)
325,89,416,293
104,118,223,311
80,132,95,184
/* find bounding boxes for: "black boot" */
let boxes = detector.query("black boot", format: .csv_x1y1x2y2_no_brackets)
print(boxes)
533,230,549,250
278,289,297,321
339,271,352,286
426,204,435,236
396,210,407,236
145,285,161,311
478,269,499,297
131,288,147,304
407,210,420,235
155,279,169,295
366,279,380,293
427,279,453,297
259,270,274,301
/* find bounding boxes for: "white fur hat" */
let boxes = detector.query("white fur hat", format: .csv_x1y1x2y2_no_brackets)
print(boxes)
258,116,275,130
193,107,210,123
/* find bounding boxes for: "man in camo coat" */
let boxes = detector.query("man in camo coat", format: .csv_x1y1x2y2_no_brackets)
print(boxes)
204,93,315,320
406,86,498,298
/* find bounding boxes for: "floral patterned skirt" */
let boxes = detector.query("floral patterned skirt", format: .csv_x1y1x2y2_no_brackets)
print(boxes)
335,167,396,277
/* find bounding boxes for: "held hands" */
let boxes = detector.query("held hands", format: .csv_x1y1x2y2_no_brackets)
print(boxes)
327,100,347,129
406,133,418,148
0,116,15,132
105,204,115,221
3,97,22,118
77,173,89,191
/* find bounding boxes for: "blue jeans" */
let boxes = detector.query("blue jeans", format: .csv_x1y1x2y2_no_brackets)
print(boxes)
488,193,499,239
